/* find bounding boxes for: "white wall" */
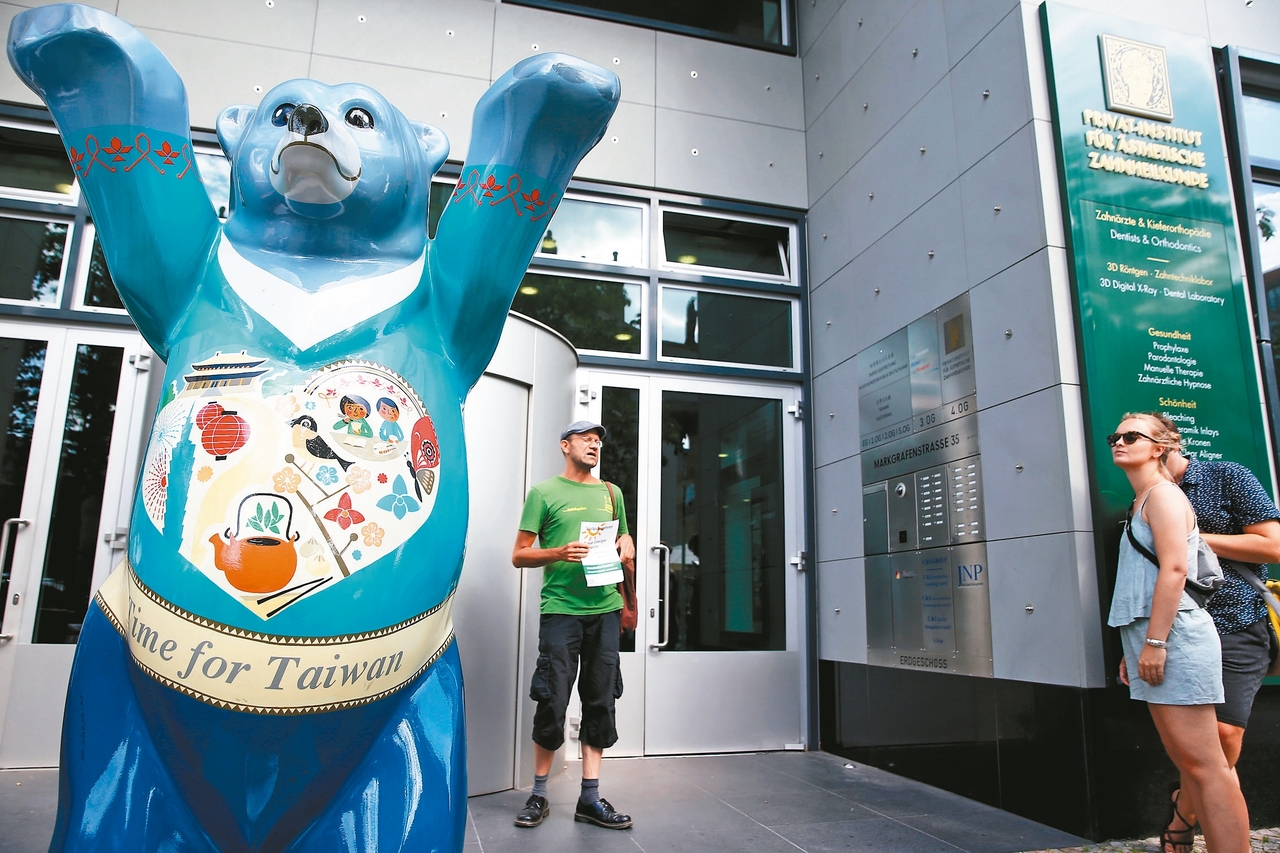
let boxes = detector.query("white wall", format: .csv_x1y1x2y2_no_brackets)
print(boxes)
0,0,808,207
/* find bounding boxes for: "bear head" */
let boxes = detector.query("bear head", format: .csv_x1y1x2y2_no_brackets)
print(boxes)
216,79,449,268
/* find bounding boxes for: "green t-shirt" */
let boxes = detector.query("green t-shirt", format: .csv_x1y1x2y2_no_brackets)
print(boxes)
519,476,629,615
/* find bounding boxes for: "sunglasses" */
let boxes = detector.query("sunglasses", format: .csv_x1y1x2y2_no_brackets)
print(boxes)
1106,430,1158,447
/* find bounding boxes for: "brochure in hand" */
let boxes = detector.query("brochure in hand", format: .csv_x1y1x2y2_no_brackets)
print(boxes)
580,520,623,587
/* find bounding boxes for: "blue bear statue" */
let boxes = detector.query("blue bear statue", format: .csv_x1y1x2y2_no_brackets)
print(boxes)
7,4,619,851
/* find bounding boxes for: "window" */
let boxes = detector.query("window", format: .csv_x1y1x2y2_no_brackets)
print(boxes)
512,272,643,355
660,286,793,368
0,124,76,202
195,150,232,219
74,225,126,313
0,214,70,306
663,211,791,280
537,198,645,267
506,0,790,52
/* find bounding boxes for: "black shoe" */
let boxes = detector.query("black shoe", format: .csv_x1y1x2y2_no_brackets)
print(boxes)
574,797,632,829
514,794,549,828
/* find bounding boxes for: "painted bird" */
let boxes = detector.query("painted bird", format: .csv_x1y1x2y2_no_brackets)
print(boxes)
289,415,354,471
406,415,440,501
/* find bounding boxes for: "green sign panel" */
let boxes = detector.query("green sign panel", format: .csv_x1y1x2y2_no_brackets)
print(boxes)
1040,3,1270,532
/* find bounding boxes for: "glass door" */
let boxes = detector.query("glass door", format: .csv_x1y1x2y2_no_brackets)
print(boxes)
587,371,806,756
0,322,150,767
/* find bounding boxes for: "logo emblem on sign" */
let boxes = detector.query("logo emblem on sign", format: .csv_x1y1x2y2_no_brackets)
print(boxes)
1099,33,1173,122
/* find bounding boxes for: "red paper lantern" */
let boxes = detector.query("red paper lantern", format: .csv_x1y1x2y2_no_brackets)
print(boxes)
196,402,224,429
201,410,249,460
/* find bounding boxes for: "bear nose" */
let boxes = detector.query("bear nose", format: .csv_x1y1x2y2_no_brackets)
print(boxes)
289,104,328,136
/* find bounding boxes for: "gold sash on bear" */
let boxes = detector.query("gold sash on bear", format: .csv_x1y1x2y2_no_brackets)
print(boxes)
96,562,453,715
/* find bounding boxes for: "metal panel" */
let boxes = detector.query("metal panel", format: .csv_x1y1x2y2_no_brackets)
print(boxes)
847,184,971,357
969,249,1061,409
885,474,917,553
796,0,847,57
976,387,1077,541
655,32,804,130
806,188,858,286
856,327,910,448
864,553,893,657
862,483,888,556
889,551,924,652
642,651,802,753
574,101,656,189
817,557,867,664
812,81,959,290
986,533,1104,687
312,0,495,81
139,29,311,131
0,6,44,108
457,374,529,795
802,0,932,131
860,410,982,482
959,123,1048,287
949,7,1033,172
936,294,975,407
950,541,992,676
1206,0,1280,52
0,647,75,767
308,56,489,160
942,0,1020,70
816,453,863,562
919,548,954,657
492,3,657,106
118,0,317,51
809,265,860,372
654,109,807,208
812,356,860,467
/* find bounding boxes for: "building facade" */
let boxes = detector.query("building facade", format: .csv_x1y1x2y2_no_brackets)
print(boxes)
0,0,1277,840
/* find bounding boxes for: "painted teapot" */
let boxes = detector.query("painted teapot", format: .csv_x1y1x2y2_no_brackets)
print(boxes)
210,493,301,593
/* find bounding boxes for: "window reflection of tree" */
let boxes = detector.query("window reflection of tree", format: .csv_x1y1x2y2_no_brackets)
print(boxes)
34,345,122,644
511,274,641,353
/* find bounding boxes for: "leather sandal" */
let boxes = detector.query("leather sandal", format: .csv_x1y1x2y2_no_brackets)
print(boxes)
1159,789,1195,853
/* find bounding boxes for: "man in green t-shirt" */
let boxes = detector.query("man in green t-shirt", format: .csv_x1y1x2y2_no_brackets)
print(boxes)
511,420,635,830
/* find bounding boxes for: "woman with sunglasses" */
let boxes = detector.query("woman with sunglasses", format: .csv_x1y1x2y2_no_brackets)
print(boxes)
1106,413,1249,853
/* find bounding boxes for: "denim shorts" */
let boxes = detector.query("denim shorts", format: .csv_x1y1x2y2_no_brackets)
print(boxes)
529,611,622,751
1216,617,1273,728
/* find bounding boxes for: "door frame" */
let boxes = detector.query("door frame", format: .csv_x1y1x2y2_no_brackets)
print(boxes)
0,320,151,767
582,368,808,756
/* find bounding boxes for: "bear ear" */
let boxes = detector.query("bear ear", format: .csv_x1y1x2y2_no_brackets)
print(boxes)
216,105,257,160
410,122,449,178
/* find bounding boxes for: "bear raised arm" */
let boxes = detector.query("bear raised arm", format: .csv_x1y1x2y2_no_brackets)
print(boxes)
9,5,618,851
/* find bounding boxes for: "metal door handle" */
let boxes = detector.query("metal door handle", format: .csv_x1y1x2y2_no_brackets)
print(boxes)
649,543,671,650
0,518,31,639
0,517,30,574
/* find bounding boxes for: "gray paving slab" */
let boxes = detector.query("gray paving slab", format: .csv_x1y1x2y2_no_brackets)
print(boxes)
0,751,1089,853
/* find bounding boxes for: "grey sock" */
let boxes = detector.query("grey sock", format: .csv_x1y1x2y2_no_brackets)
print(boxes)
579,777,600,806
532,773,548,798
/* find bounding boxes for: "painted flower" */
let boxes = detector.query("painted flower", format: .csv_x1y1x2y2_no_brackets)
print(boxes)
274,394,301,419
377,472,388,484
352,550,363,562
376,474,421,520
316,466,338,486
197,465,213,483
324,492,365,530
346,465,372,494
305,401,316,411
273,467,301,493
362,522,385,547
